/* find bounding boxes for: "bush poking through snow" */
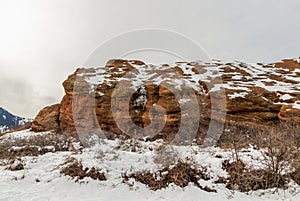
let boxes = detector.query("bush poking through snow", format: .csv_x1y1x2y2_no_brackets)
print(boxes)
222,159,288,192
0,132,80,160
256,124,300,188
223,122,300,192
257,127,299,176
122,159,215,192
61,158,106,182
6,158,25,171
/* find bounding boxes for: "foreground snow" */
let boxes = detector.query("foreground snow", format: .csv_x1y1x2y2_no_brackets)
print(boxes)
0,131,300,201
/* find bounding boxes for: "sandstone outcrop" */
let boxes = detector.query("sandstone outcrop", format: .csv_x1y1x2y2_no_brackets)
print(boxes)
31,104,60,132
31,57,300,145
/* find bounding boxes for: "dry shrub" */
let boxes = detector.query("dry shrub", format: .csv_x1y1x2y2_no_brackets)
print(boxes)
255,124,300,187
218,124,260,149
280,122,300,147
291,167,300,185
290,148,300,185
0,133,80,160
122,160,215,192
273,123,300,185
222,160,288,192
61,158,106,182
222,122,300,191
259,129,298,176
218,122,300,150
6,158,25,171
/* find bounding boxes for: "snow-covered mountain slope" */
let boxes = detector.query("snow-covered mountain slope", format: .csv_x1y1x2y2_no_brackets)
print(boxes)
0,107,30,133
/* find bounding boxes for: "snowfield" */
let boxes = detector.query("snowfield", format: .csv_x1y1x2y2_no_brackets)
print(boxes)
0,130,300,201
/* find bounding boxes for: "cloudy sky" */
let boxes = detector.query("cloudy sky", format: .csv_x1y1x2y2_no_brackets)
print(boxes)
0,0,300,118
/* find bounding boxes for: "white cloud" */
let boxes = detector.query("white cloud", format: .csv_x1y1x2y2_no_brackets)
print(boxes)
0,0,299,117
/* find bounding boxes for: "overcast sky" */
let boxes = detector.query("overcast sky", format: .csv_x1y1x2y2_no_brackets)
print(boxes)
0,0,300,118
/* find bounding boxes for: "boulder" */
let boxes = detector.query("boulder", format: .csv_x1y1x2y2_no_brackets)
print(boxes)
31,104,60,132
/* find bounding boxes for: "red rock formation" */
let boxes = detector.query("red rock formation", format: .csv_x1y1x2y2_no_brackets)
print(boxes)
32,57,300,144
31,104,60,132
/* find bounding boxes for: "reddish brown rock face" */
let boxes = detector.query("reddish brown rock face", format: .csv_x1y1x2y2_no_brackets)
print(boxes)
279,104,300,122
31,104,60,132
59,95,76,134
32,58,300,145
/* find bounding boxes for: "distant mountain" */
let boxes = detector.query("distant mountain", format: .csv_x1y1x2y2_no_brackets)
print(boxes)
0,107,30,133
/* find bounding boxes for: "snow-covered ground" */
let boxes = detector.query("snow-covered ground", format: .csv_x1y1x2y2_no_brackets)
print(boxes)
0,130,300,201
